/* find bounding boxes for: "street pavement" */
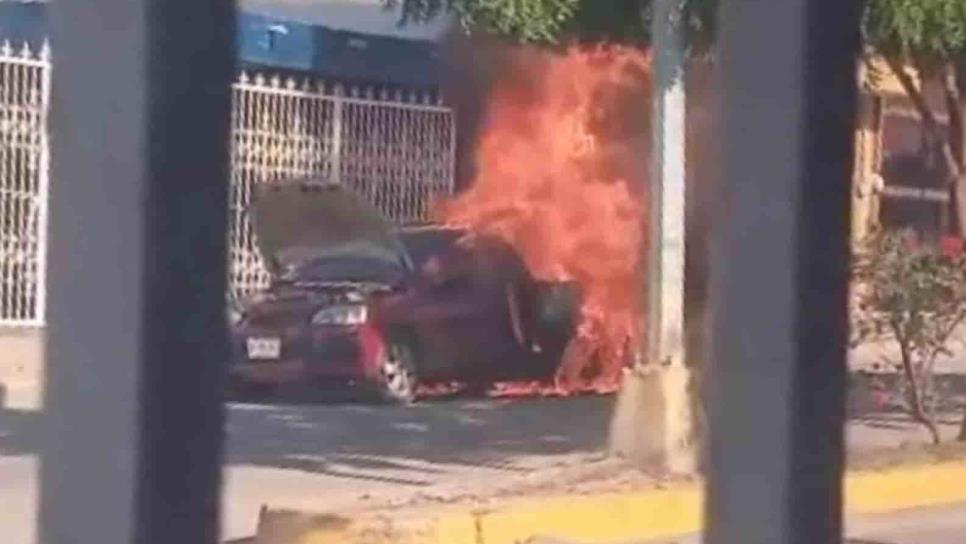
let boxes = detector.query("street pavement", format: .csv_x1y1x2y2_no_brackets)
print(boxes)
1,394,965,542
848,502,966,544
631,502,966,543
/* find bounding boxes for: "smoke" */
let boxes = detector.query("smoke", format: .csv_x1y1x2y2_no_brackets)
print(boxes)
439,33,532,191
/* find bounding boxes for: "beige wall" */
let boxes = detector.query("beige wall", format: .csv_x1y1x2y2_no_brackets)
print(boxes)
0,328,44,410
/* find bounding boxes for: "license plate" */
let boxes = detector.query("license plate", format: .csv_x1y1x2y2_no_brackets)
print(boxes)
246,337,281,360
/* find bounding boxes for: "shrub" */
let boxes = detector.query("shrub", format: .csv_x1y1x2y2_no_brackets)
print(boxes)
851,230,966,444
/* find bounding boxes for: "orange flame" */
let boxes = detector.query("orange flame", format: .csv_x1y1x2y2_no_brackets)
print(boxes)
438,45,652,392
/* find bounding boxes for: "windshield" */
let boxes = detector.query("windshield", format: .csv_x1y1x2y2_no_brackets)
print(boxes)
400,228,465,267
278,256,405,285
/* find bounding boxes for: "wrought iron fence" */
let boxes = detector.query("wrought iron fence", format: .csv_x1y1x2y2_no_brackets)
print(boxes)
0,42,49,326
229,73,456,296
0,47,456,323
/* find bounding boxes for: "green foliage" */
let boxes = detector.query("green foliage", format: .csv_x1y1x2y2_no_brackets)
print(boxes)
384,0,715,47
387,0,962,54
863,0,966,64
852,230,966,443
385,0,581,43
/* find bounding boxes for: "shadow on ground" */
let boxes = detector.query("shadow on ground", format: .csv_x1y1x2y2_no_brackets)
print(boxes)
3,372,963,490
0,407,40,456
224,394,614,486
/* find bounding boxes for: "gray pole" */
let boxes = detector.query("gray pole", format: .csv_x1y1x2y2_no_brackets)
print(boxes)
40,1,234,543
707,0,860,543
609,0,692,473
647,0,687,369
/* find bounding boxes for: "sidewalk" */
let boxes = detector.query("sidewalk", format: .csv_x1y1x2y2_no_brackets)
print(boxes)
630,501,966,544
270,457,966,544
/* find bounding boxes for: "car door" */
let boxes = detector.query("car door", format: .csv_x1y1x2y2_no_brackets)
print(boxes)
457,237,582,382
404,244,526,381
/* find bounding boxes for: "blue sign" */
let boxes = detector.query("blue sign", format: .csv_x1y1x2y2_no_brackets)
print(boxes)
0,2,443,88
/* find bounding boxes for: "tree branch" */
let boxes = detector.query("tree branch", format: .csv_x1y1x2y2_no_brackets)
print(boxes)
941,62,966,167
887,55,939,127
886,56,962,179
892,319,942,444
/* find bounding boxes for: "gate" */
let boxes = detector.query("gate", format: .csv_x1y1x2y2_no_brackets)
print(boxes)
0,42,50,326
229,73,456,296
0,52,457,321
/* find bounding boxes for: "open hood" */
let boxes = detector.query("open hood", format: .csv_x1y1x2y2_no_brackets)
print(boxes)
252,179,412,276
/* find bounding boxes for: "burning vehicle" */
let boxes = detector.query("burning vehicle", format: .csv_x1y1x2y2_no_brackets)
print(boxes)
228,179,581,402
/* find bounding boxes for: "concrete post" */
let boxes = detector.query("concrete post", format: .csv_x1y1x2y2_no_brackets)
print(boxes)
645,0,688,371
706,0,859,542
331,84,344,185
609,0,694,474
40,1,234,543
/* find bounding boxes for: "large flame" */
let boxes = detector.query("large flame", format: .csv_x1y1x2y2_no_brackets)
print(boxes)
438,45,652,393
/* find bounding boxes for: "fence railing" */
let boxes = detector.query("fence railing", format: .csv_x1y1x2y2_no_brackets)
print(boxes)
229,74,455,296
0,42,49,327
0,44,456,325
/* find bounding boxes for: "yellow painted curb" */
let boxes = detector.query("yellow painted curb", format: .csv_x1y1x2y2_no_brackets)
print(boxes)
410,461,966,544
439,486,700,544
845,461,966,515
425,484,700,544
281,461,966,544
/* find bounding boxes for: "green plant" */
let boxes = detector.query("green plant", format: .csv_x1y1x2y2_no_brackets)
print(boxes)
863,0,966,234
384,0,715,48
851,230,966,444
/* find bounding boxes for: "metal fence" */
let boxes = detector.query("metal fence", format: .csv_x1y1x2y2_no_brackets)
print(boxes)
0,42,49,326
229,73,456,296
0,48,456,323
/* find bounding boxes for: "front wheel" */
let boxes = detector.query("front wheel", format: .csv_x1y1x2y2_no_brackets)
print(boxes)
378,340,419,404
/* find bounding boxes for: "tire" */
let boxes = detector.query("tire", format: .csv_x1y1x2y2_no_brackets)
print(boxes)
378,338,419,404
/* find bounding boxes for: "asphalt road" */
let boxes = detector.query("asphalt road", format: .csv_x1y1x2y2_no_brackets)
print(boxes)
1,393,964,542
220,394,614,538
0,395,613,542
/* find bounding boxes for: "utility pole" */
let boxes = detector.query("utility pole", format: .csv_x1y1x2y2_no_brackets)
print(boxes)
610,0,694,474
41,1,233,543
706,0,858,541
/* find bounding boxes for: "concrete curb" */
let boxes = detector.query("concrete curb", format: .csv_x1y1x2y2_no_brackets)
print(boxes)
845,460,966,514
285,460,966,544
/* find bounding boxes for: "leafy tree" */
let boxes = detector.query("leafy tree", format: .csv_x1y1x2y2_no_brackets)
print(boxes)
863,2,966,441
863,0,966,234
384,0,714,48
385,0,581,43
852,231,966,444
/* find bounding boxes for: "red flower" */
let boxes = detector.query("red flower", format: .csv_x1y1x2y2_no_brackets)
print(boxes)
941,236,965,257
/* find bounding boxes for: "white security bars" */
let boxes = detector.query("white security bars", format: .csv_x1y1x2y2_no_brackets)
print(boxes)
229,74,455,296
0,42,49,326
0,47,456,324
